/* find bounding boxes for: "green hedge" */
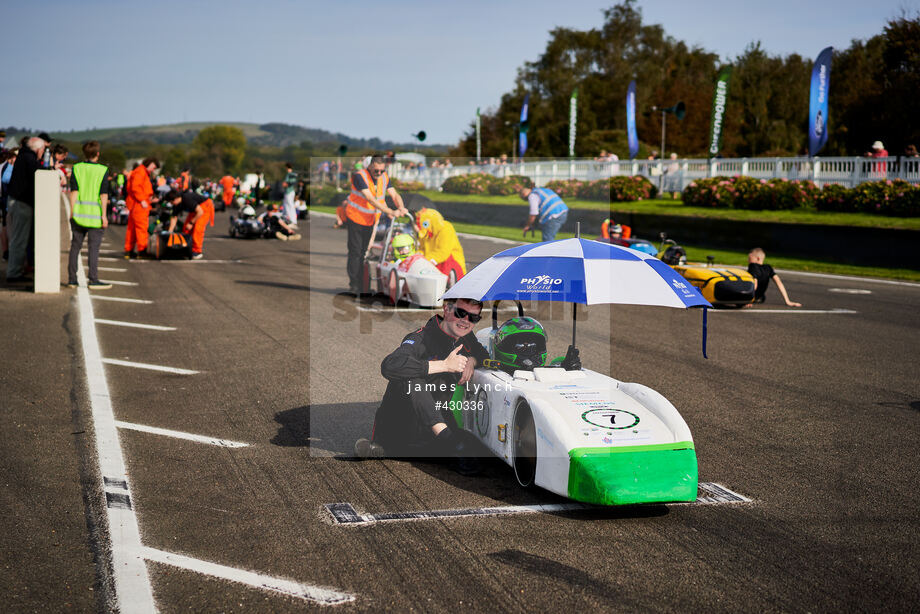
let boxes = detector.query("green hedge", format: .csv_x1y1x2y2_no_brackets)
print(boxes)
682,176,920,217
544,176,658,202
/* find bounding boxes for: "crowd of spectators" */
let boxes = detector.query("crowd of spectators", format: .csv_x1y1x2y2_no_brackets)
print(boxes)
0,131,312,286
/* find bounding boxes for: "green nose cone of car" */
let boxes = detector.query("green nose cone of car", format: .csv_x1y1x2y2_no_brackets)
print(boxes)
567,442,699,505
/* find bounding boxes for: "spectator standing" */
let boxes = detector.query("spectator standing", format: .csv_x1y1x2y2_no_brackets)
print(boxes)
746,247,801,307
5,135,48,283
869,141,889,177
1,148,17,260
664,152,681,198
518,186,569,241
67,141,111,289
282,162,298,225
123,157,160,259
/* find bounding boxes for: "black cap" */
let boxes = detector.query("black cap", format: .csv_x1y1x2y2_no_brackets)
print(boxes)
38,132,52,143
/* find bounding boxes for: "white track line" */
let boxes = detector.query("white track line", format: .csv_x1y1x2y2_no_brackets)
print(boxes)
776,269,920,287
456,232,522,246
91,296,153,304
115,421,249,448
95,319,177,331
105,279,139,286
828,288,872,294
712,308,858,315
141,547,354,605
98,266,127,272
74,260,157,612
325,482,750,526
101,358,199,375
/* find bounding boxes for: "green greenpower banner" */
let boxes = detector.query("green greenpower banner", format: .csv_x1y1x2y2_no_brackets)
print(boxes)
708,66,732,157
569,88,578,158
475,107,481,161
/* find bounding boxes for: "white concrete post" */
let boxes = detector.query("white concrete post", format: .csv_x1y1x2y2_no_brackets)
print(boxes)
34,170,61,294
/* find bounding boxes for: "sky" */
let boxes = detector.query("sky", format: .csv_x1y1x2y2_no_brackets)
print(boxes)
3,0,917,145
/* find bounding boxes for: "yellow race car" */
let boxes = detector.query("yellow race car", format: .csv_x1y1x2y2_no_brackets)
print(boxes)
659,239,755,307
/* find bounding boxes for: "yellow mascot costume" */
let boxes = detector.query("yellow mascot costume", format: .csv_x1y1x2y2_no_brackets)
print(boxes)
415,208,466,284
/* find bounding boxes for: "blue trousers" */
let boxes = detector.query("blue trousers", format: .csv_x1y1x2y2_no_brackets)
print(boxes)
540,210,568,241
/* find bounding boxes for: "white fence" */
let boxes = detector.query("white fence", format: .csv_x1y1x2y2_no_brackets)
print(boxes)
389,156,920,192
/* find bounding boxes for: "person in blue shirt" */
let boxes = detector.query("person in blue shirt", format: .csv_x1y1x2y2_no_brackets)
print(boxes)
518,186,569,241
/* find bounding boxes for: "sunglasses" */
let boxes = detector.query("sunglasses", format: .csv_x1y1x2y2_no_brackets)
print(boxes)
451,306,482,323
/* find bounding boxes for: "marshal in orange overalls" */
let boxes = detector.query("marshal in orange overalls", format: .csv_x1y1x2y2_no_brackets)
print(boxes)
124,164,155,255
219,175,236,208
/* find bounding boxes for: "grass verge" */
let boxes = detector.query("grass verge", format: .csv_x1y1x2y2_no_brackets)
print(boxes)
309,206,920,282
414,190,920,231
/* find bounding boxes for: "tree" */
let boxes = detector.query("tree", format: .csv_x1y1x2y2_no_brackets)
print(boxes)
191,125,246,176
455,1,918,159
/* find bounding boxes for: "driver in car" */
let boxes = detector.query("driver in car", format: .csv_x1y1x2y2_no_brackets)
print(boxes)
492,316,581,374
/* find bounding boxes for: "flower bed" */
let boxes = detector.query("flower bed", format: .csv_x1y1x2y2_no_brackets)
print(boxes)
441,173,656,202
683,176,920,217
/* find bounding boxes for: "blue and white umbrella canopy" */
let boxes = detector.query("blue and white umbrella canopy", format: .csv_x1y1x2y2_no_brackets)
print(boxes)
442,238,711,309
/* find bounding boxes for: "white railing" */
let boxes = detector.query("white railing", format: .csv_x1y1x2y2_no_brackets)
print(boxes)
388,157,920,191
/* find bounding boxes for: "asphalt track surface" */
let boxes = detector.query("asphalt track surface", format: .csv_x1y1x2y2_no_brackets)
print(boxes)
2,209,918,612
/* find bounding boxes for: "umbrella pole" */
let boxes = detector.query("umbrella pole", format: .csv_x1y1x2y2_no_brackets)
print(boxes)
573,225,581,348
572,302,577,348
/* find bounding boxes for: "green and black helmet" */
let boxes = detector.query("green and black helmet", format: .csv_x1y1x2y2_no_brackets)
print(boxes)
493,317,547,372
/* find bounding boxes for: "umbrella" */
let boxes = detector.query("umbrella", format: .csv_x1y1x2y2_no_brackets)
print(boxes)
441,236,712,356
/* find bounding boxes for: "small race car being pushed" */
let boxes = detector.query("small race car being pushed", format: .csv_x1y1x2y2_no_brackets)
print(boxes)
452,306,698,506
658,235,755,307
363,212,449,307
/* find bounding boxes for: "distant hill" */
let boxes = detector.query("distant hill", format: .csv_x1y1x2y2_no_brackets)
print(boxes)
9,122,449,152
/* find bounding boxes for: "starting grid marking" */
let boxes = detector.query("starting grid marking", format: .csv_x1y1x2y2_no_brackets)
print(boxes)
90,295,153,304
95,318,176,331
115,420,250,448
325,482,751,526
71,218,358,609
101,358,199,375
141,547,355,605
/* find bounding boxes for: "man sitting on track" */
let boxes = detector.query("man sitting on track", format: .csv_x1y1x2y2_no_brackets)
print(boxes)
257,202,301,240
354,297,490,475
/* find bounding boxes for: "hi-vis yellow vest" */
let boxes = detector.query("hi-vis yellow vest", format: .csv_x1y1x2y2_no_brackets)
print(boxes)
72,162,108,228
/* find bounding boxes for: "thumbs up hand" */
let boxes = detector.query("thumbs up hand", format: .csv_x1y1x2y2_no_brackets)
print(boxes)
443,345,468,373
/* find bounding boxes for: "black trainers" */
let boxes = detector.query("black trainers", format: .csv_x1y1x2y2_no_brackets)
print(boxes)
88,281,112,290
66,281,79,288
354,438,386,458
436,429,482,476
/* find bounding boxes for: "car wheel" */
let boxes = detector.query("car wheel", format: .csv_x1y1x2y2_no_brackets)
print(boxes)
229,225,237,238
513,401,537,488
447,269,458,289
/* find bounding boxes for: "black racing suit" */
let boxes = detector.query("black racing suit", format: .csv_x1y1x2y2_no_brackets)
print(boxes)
372,315,489,455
